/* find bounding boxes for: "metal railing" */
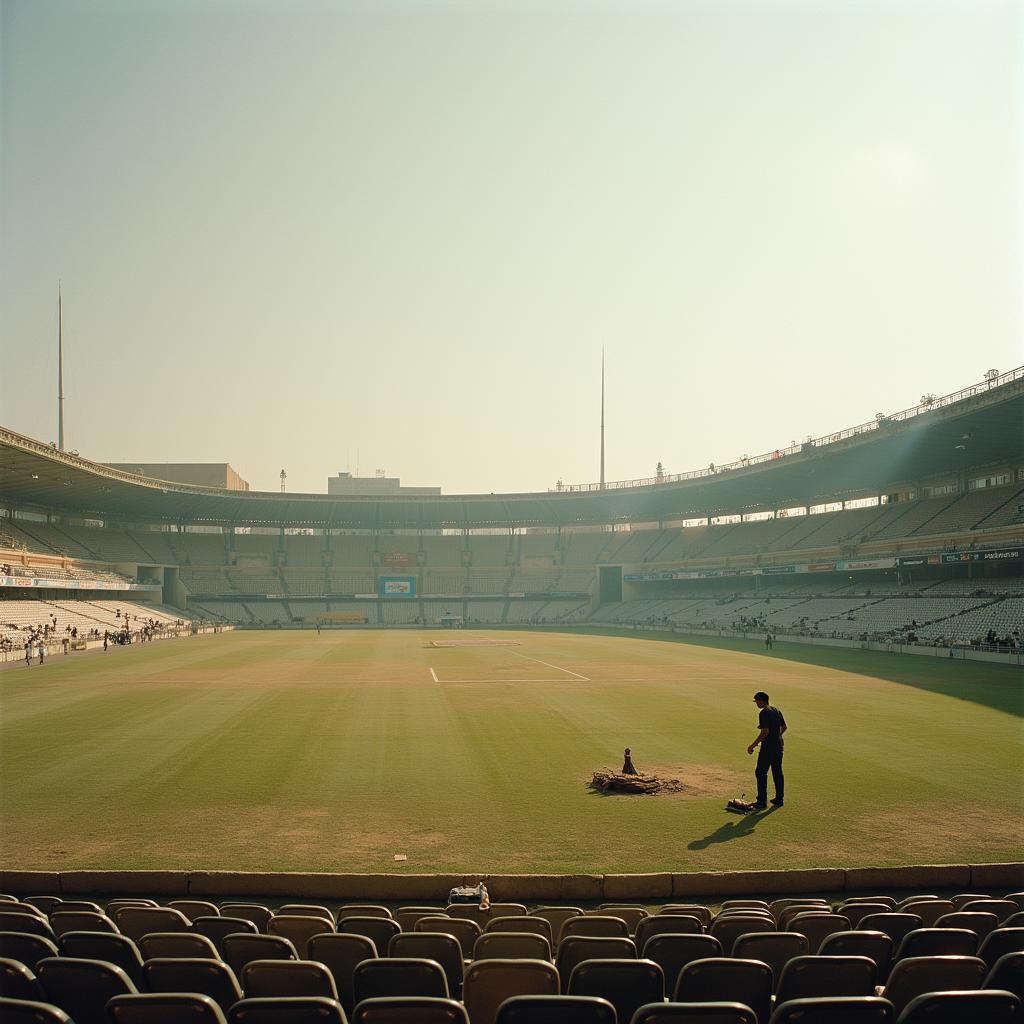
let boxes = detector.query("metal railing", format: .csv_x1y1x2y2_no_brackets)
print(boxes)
554,366,1024,493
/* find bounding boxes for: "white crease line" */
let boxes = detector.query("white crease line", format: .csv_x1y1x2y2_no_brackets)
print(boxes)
428,677,572,684
513,653,590,681
429,667,439,682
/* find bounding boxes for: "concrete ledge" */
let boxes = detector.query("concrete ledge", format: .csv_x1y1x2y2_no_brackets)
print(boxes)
604,874,673,900
60,871,189,895
0,871,61,894
845,865,971,891
0,864,1018,900
971,863,1024,889
188,872,468,900
673,869,845,897
481,875,603,902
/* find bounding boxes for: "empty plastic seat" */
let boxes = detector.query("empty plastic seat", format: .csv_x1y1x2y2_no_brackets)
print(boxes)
858,916,922,950
632,1003,757,1023
351,996,468,1024
50,902,101,915
567,958,664,1024
820,932,895,981
674,958,772,1023
561,917,630,943
413,918,480,959
168,901,221,923
36,956,138,1024
474,933,552,962
641,935,723,997
107,992,228,1024
775,956,876,1003
985,953,1024,1000
960,902,1020,923
395,909,447,932
446,906,491,929
779,908,830,931
880,955,987,1015
0,916,56,942
894,989,1021,1023
841,905,896,929
0,997,72,1024
732,934,807,994
529,909,584,937
142,957,243,1012
894,928,977,961
269,915,334,957
139,931,221,960
0,935,59,973
352,958,449,1004
462,959,559,1024
709,917,775,955
308,933,378,1016
279,906,334,924
106,901,160,915
336,905,393,923
495,994,616,1024
722,902,770,913
486,918,553,944
0,958,46,1002
980,931,1024,969
660,908,713,928
227,996,347,1024
194,915,259,953
340,917,401,955
60,932,144,986
390,934,464,997
23,898,63,916
766,995,895,1022
49,912,118,938
0,907,46,921
897,902,955,929
770,900,830,917
113,907,191,942
934,912,1001,941
635,916,705,950
788,914,850,952
242,959,338,999
588,908,649,934
951,895,992,910
220,905,273,933
223,934,299,976
557,937,637,991
488,905,530,920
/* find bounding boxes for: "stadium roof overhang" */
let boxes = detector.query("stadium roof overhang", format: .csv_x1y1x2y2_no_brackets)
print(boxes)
2,372,1022,530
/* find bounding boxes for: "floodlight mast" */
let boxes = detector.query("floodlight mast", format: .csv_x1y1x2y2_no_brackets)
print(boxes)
600,348,605,490
58,283,65,451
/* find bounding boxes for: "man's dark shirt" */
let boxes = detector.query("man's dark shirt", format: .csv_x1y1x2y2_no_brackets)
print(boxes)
758,705,787,751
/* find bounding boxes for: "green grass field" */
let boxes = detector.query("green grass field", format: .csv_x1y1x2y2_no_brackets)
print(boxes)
1,629,1021,874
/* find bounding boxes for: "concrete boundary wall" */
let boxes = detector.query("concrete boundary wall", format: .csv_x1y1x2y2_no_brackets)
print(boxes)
2,864,1020,900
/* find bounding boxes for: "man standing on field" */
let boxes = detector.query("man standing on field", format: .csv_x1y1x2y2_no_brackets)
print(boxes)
747,690,786,809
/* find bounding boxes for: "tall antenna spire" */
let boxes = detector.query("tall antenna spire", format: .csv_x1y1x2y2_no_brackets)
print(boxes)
58,283,65,451
600,347,606,489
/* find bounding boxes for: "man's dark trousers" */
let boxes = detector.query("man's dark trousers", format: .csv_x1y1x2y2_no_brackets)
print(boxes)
755,746,784,805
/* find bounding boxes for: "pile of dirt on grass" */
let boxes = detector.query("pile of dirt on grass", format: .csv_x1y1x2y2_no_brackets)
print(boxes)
588,762,746,797
589,769,685,795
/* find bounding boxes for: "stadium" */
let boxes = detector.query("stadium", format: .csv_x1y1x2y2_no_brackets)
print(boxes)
1,366,1022,1022
3,1,1023,1020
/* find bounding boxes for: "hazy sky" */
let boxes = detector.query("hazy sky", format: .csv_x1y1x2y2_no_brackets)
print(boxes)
2,0,1020,495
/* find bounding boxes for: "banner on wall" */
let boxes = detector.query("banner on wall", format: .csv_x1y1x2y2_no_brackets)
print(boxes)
898,554,941,567
379,576,416,598
837,558,896,571
0,576,156,591
941,547,1022,565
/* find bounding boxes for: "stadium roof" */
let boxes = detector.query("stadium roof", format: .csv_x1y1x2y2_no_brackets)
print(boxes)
2,369,1022,530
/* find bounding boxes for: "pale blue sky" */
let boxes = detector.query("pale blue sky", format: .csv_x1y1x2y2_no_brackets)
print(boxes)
2,0,1020,494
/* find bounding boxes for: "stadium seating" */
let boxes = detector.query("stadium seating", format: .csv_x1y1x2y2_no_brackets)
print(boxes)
0,891,1023,1024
